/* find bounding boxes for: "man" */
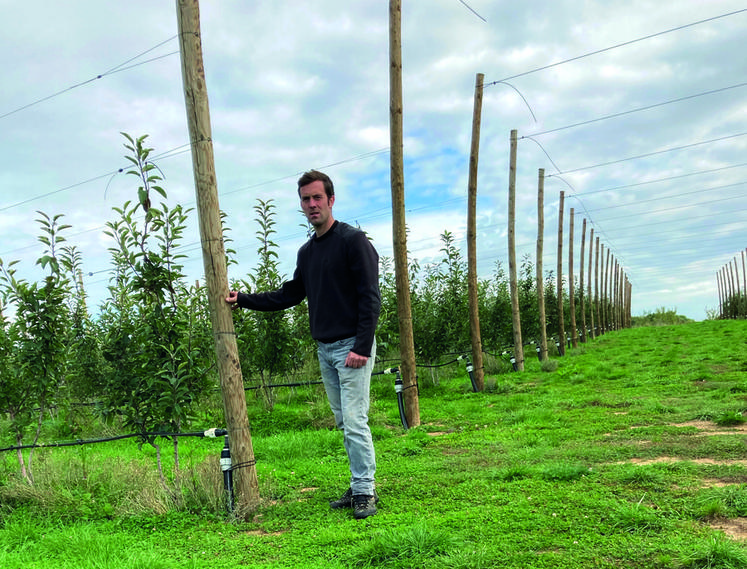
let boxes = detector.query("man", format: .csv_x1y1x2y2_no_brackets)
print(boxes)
226,170,381,519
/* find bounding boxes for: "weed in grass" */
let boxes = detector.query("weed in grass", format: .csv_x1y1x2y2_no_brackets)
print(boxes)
609,465,668,488
695,499,729,520
538,462,590,481
0,512,49,550
715,411,746,427
679,532,747,569
540,359,559,373
693,485,747,519
609,499,670,534
349,521,461,568
493,464,533,481
483,378,514,394
556,363,581,380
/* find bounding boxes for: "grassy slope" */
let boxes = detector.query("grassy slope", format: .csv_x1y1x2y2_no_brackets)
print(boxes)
2,319,747,568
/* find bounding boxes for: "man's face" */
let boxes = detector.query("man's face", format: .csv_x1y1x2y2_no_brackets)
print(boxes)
300,180,335,233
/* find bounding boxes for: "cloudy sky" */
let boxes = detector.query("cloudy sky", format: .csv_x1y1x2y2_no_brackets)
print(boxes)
1,1,745,323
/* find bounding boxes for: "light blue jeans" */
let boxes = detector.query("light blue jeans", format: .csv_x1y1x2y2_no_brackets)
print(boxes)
317,337,376,496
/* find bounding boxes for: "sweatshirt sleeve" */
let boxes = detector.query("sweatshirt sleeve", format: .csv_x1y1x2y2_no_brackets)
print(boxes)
236,266,306,311
348,231,381,357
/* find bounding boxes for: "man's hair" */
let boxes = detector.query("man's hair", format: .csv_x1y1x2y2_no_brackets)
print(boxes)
297,170,334,199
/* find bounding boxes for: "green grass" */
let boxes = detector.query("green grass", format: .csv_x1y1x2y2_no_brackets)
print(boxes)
1,320,747,568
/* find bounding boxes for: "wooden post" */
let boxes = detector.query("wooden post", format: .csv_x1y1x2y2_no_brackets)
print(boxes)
598,244,605,334
579,218,586,342
734,257,741,302
742,250,747,295
176,0,259,515
728,261,736,317
389,0,420,426
615,261,621,330
466,73,485,390
556,191,565,354
717,270,723,318
594,236,600,336
536,169,549,361
587,227,594,339
625,277,632,328
612,259,618,330
603,246,611,333
507,129,524,370
568,208,577,348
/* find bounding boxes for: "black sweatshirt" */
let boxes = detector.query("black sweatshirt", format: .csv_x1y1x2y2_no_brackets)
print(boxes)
237,221,381,357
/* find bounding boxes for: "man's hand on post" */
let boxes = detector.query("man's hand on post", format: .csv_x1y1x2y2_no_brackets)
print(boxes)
225,290,240,310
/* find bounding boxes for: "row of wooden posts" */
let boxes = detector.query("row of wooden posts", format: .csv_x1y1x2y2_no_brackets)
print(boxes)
465,75,633,388
717,248,747,318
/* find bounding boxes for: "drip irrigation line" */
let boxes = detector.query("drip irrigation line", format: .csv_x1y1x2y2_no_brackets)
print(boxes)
0,428,227,454
416,358,462,369
229,460,256,472
244,380,323,391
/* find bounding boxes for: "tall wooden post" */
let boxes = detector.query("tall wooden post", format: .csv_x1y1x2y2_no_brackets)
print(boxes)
536,169,549,361
615,259,622,330
389,0,420,426
556,191,566,354
466,73,485,390
611,259,617,330
598,244,604,334
604,248,611,331
627,278,632,327
587,228,595,339
581,221,588,341
507,129,524,371
742,250,747,295
728,262,736,317
734,257,741,302
176,0,259,514
594,238,601,335
568,208,577,348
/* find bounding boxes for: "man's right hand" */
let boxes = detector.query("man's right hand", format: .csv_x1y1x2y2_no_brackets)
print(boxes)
226,290,240,309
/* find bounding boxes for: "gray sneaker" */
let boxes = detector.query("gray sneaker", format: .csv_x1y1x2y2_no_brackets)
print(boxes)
353,493,378,519
330,488,354,509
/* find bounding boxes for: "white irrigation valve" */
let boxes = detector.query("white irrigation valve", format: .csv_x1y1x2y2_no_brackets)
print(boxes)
203,427,227,438
220,436,232,472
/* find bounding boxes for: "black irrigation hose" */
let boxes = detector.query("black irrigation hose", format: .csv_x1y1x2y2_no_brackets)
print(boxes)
244,380,324,391
415,358,462,369
0,428,228,454
395,377,408,431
